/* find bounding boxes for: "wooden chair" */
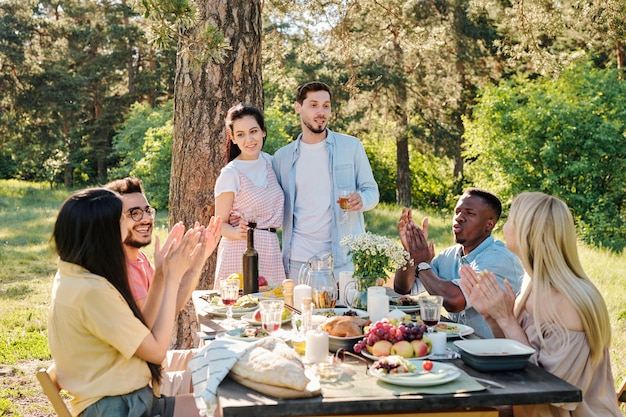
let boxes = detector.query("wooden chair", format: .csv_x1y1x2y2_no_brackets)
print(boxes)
36,365,72,417
618,376,626,404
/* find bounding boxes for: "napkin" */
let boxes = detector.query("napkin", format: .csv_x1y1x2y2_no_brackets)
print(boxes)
189,338,252,416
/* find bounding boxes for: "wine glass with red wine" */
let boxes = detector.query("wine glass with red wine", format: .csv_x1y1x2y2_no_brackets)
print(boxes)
418,294,443,334
220,279,241,327
242,209,257,229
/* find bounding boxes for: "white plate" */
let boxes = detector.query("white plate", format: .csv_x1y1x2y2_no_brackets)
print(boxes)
361,350,432,361
389,296,420,313
240,311,292,326
370,360,461,387
388,304,420,313
247,290,284,300
201,304,258,318
434,323,475,338
223,328,291,342
313,308,369,318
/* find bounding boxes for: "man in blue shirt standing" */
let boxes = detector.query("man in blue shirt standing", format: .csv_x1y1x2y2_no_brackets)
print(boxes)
273,81,379,280
393,188,523,338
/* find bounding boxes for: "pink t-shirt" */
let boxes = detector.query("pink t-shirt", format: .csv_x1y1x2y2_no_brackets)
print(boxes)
127,251,154,302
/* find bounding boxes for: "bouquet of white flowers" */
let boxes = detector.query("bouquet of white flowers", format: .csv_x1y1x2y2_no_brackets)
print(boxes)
340,232,412,289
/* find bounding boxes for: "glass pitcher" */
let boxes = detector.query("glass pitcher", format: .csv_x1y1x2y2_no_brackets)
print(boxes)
298,252,337,309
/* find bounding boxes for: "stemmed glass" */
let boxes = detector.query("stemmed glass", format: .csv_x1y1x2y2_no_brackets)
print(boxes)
219,279,241,327
242,209,257,229
338,189,351,224
418,294,444,333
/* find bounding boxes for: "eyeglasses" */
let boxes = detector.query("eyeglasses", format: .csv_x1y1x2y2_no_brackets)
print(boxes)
125,206,156,221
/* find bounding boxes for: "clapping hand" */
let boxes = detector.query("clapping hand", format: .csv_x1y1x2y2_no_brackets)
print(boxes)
398,208,434,263
183,217,222,281
458,265,516,321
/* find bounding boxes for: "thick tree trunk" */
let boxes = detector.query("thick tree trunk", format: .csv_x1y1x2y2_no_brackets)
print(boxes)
170,0,263,349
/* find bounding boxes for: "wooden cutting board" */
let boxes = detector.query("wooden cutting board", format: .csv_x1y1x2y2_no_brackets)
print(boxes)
229,369,321,399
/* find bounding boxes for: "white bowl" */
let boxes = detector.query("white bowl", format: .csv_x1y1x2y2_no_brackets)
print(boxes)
453,339,535,371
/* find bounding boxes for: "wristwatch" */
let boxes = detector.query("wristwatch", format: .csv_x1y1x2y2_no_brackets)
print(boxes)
417,262,431,275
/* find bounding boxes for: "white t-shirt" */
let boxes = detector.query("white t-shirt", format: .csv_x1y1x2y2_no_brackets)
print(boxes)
290,141,332,261
214,153,270,197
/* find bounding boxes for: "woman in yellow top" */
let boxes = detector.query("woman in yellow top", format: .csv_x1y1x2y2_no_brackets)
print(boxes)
48,188,221,417
460,192,621,417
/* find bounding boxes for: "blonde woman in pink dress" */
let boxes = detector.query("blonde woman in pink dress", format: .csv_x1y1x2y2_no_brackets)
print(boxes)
459,192,621,417
213,103,286,289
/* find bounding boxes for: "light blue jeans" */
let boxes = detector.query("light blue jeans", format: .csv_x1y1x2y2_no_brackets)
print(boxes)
80,386,174,417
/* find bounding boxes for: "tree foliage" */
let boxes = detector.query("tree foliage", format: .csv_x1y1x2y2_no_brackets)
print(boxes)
0,0,175,185
111,101,173,208
464,61,626,251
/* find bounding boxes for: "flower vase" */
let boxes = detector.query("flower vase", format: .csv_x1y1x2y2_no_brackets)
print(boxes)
350,278,369,310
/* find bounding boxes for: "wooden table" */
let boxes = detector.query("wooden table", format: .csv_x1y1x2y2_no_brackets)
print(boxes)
214,359,580,417
191,291,582,417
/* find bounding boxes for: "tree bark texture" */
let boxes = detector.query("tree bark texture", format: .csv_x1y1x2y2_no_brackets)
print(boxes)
391,39,411,208
170,0,263,349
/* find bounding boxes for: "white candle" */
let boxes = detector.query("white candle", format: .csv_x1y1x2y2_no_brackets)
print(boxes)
367,286,386,317
305,330,329,363
369,294,389,323
294,284,312,311
429,331,447,357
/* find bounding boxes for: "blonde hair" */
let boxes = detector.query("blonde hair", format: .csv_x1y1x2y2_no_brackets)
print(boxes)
510,192,611,367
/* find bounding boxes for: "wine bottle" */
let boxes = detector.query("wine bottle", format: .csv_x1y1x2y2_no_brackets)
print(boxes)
242,227,259,294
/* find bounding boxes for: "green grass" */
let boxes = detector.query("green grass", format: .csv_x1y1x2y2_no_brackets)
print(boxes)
1,179,625,415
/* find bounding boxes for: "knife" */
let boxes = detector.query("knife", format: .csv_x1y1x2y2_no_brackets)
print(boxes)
473,377,506,389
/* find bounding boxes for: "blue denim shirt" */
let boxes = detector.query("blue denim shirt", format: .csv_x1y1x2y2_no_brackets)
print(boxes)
272,129,379,274
413,235,524,338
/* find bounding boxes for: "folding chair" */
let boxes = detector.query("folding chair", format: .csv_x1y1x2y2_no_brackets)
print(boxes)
618,376,626,404
36,365,72,417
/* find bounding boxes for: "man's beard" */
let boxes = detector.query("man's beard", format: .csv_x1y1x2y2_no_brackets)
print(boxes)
124,235,150,249
303,120,326,134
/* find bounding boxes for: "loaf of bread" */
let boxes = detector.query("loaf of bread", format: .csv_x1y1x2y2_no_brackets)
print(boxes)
230,338,308,391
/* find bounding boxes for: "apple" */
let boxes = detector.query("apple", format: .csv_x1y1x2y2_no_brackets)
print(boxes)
258,276,268,287
253,309,262,321
390,340,414,358
372,340,393,357
423,335,432,352
410,339,431,357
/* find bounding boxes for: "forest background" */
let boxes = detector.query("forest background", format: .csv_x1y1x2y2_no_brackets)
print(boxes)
1,0,626,414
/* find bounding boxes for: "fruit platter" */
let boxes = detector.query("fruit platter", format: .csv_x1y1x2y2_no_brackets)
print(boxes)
354,318,433,360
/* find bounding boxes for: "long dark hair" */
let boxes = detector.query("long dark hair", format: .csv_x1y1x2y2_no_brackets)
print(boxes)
52,188,162,383
225,103,266,163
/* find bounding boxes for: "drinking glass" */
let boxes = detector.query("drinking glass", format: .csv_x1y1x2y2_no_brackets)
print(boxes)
220,279,241,327
338,189,351,224
259,299,284,334
418,294,443,333
242,209,257,229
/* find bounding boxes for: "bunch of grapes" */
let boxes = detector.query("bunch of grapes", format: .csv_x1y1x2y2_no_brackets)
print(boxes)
353,319,426,353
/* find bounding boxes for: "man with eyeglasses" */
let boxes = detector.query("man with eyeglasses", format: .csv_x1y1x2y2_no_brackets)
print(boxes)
105,177,219,396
